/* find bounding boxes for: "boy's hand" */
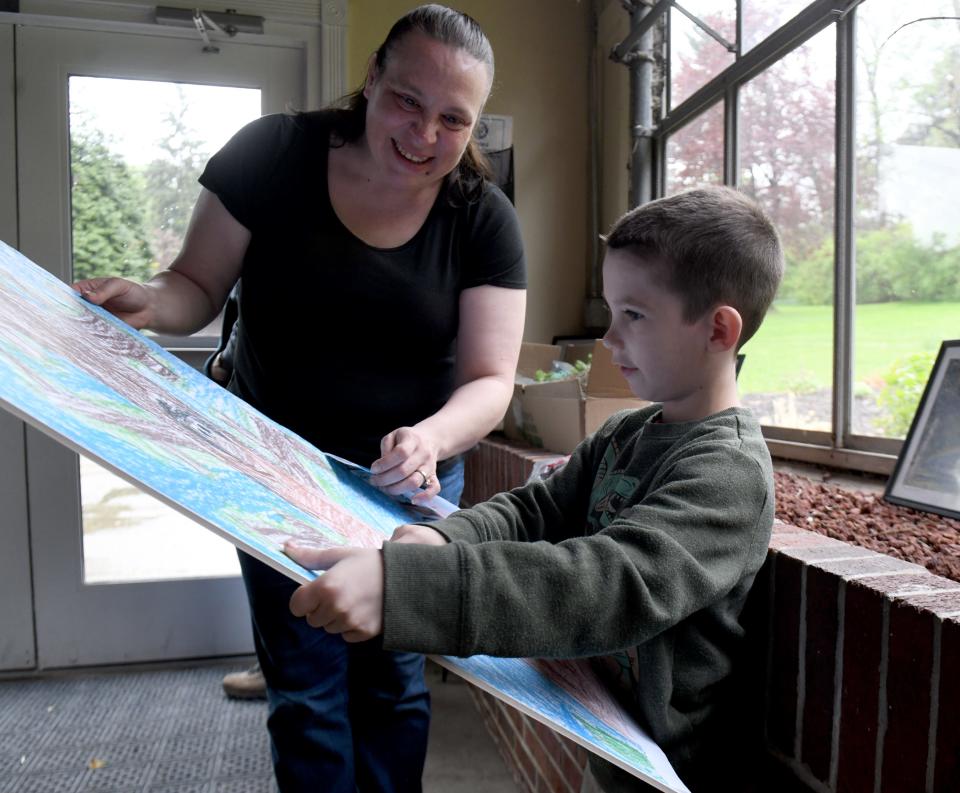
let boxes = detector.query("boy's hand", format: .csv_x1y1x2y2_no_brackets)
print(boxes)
390,524,448,545
285,543,384,642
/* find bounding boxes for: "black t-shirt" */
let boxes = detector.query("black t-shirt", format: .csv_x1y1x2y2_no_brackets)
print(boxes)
198,112,527,464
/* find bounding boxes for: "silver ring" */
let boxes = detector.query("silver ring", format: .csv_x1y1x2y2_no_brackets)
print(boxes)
415,469,428,488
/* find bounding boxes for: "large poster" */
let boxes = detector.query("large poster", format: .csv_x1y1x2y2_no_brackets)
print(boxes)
0,240,688,793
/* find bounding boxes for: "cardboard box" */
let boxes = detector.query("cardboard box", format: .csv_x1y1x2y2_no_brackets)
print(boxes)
501,342,562,442
507,340,650,454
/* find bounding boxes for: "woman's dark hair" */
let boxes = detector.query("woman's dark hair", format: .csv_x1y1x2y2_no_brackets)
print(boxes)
327,4,494,201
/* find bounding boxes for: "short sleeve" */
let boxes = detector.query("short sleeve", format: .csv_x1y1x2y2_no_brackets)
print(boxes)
198,114,302,233
459,184,527,290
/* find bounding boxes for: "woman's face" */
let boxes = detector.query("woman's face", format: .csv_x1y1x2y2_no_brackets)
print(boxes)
362,30,491,188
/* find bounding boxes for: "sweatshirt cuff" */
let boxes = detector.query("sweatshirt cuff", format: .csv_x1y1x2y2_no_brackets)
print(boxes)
381,541,466,655
416,511,486,545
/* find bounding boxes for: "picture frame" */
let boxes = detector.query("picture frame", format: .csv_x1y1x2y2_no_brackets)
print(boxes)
885,340,960,520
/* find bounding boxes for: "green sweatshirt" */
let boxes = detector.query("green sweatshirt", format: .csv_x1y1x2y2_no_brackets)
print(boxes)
381,405,774,791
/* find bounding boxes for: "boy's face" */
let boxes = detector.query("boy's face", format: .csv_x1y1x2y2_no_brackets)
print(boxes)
602,249,714,415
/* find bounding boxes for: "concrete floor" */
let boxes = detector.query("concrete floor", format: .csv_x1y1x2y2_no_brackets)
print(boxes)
423,660,519,792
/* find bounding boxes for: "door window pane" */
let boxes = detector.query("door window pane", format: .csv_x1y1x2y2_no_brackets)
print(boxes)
670,3,736,109
852,2,960,438
665,101,724,194
737,26,836,430
68,76,260,583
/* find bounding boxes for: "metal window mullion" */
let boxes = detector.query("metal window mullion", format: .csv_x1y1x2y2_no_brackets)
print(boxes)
654,131,666,197
723,84,738,186
665,5,672,114
657,5,670,198
673,2,736,52
832,8,857,448
659,0,850,138
735,0,742,58
727,0,741,188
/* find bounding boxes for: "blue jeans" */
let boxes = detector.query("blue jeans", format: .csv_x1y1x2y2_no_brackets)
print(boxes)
239,455,464,793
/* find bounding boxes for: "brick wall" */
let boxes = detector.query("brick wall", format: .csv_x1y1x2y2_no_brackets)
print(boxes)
763,523,960,793
462,436,960,793
470,685,590,793
461,433,565,508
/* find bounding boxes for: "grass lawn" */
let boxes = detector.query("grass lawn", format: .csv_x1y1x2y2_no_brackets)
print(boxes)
738,301,960,394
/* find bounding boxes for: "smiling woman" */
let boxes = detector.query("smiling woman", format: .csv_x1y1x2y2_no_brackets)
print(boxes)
328,28,493,248
359,31,490,172
69,5,527,792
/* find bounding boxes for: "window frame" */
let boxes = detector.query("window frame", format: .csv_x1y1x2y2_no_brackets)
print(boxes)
652,0,899,474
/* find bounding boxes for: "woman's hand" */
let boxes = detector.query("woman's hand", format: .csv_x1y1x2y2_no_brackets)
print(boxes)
208,352,231,385
73,277,153,329
73,191,250,336
370,426,442,504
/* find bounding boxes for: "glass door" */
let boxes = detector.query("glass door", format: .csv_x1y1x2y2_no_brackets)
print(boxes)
14,21,304,667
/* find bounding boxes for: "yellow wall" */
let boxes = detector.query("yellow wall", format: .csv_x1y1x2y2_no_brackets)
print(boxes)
597,0,630,236
347,0,592,343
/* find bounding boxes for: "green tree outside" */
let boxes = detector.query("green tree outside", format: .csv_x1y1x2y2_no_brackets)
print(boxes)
143,89,210,269
70,126,155,282
779,224,960,306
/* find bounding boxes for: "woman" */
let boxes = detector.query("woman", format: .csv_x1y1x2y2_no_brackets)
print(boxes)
75,5,526,791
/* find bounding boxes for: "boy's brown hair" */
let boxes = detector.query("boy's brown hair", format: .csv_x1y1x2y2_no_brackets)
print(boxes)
605,186,784,348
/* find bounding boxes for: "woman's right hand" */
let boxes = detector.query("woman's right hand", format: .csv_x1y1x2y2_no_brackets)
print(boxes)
72,277,153,329
70,191,249,336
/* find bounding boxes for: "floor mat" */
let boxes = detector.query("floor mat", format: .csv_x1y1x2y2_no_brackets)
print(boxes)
0,665,275,793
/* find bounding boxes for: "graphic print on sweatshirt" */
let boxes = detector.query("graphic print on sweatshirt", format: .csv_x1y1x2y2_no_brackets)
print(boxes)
587,443,640,531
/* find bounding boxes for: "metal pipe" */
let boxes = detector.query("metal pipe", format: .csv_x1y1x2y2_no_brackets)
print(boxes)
588,0,601,297
629,1,655,208
611,0,671,62
583,0,609,332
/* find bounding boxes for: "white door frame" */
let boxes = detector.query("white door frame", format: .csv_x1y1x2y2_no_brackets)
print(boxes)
12,20,305,668
0,22,36,673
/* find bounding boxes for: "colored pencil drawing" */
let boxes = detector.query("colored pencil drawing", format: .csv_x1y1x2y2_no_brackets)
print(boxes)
436,656,689,793
0,241,438,581
0,240,685,790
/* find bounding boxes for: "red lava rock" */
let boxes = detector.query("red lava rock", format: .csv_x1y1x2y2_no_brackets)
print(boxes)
774,471,960,584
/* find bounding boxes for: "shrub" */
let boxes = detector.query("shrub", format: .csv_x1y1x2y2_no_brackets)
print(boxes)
777,224,960,306
876,351,937,437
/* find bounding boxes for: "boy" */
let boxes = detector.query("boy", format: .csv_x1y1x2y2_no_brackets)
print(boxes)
286,186,784,792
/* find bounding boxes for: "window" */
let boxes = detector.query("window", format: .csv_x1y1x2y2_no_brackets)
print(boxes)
665,101,724,194
741,0,811,54
852,2,960,440
68,76,260,583
653,0,960,470
669,1,736,109
738,26,835,432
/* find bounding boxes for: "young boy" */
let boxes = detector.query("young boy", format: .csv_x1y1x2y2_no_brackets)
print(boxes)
286,186,784,792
